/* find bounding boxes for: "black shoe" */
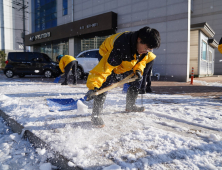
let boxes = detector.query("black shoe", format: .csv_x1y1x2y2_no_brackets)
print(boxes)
146,87,152,93
61,81,68,85
91,116,105,128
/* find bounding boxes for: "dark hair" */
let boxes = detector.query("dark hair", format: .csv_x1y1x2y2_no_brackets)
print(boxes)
138,26,161,49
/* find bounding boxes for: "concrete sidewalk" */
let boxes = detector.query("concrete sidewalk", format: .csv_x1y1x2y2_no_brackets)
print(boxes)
150,75,222,99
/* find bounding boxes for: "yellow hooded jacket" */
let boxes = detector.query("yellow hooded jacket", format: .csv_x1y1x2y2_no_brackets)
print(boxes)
86,31,156,90
218,37,222,54
59,55,76,73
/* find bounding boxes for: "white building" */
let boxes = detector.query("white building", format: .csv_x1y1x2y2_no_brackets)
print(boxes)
0,0,29,54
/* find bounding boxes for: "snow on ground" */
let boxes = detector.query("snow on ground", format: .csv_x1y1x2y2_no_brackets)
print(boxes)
193,79,222,87
1,74,222,169
0,116,57,170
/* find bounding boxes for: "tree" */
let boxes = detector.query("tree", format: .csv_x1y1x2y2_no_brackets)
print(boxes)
0,51,6,68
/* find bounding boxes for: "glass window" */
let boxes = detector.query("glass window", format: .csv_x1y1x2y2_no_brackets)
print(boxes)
26,53,36,61
51,19,57,27
35,25,39,32
202,41,207,60
8,53,16,60
35,0,40,9
45,21,51,29
79,51,98,58
33,39,68,61
46,9,51,16
63,8,68,15
15,53,27,61
35,0,57,32
42,54,52,61
51,13,57,19
81,36,109,51
63,0,68,16
40,0,45,6
46,0,51,3
45,15,51,22
41,22,45,30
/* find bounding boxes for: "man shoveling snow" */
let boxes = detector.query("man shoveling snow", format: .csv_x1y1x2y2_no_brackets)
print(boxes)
85,26,161,128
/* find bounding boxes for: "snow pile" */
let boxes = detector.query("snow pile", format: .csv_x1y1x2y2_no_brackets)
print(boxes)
77,100,88,114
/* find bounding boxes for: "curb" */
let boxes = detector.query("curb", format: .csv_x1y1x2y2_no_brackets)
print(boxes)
0,109,82,170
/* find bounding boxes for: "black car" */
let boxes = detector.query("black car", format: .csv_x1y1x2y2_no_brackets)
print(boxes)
4,52,61,78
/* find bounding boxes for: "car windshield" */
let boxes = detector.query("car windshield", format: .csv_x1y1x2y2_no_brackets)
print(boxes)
42,54,52,62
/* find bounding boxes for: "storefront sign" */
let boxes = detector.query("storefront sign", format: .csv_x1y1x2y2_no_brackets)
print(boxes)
80,23,98,30
25,12,117,46
30,32,51,41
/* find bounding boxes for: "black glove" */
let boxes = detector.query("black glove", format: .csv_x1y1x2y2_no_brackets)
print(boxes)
219,37,222,45
135,70,143,81
85,88,99,101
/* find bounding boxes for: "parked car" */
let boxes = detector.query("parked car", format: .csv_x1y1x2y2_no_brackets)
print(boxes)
75,49,122,81
4,52,61,78
75,49,100,79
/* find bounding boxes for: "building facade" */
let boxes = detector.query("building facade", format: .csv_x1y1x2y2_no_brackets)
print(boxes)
191,0,222,75
0,0,29,54
25,0,221,82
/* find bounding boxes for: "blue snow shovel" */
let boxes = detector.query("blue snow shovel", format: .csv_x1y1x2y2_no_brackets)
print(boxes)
54,73,64,83
47,73,137,112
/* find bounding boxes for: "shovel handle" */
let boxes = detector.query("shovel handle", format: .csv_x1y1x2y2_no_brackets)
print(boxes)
95,73,137,95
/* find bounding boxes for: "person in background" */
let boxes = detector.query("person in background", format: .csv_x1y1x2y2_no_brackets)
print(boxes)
218,37,222,54
139,59,155,94
85,26,161,128
56,55,78,85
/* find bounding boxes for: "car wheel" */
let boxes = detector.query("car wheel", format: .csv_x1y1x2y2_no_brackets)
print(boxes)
44,70,52,78
18,74,25,78
5,70,14,78
77,67,84,80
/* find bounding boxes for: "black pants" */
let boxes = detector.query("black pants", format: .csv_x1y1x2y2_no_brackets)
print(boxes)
64,60,78,84
140,60,155,91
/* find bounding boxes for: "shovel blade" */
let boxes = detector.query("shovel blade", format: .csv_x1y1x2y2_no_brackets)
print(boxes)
46,96,87,112
54,76,61,83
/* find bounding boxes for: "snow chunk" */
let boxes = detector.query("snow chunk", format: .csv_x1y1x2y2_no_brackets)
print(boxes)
36,148,46,155
208,134,221,141
68,161,75,167
103,164,122,170
39,163,52,170
77,100,88,114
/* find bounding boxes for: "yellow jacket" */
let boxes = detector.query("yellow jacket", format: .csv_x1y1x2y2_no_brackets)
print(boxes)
59,55,76,73
87,32,156,90
218,44,222,54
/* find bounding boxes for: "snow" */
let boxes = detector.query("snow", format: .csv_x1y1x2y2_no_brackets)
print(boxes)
193,80,222,87
0,117,55,170
0,74,222,169
103,164,122,170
